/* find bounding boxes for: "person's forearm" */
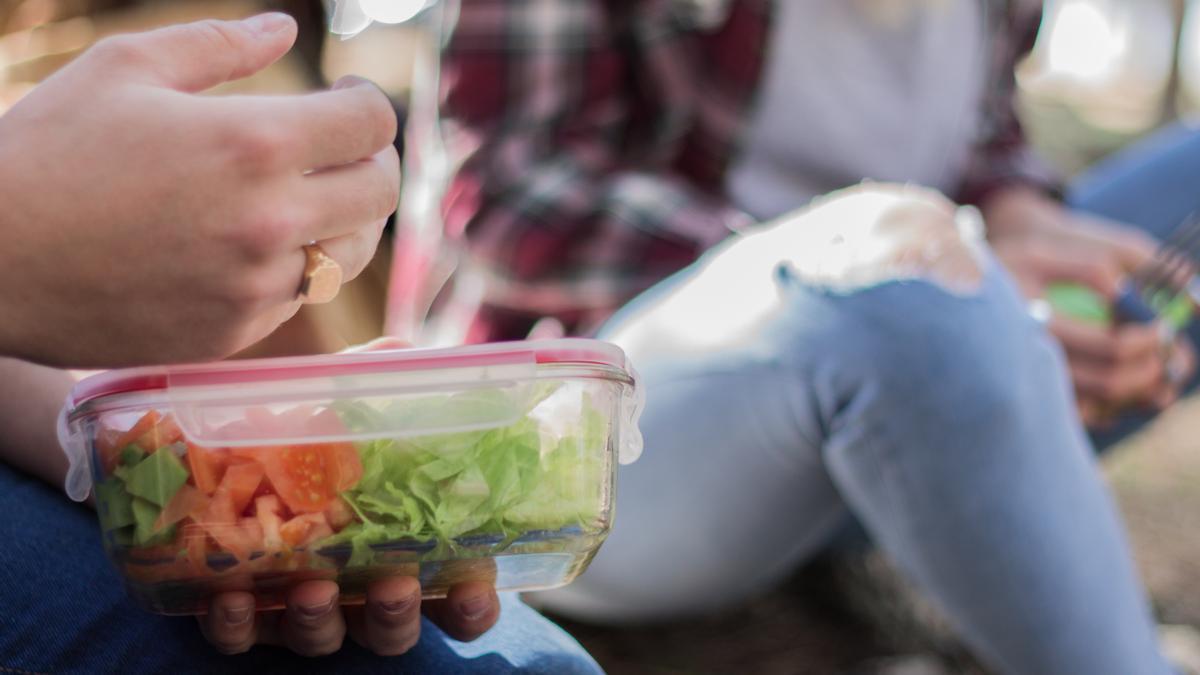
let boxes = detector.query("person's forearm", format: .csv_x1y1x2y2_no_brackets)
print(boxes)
0,358,75,489
980,184,1068,241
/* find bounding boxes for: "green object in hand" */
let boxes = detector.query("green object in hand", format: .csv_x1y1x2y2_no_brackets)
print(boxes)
1149,288,1195,330
1045,283,1112,326
1045,282,1195,329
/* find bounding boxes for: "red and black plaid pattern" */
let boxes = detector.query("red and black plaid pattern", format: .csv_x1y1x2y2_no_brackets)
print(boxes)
432,0,1055,341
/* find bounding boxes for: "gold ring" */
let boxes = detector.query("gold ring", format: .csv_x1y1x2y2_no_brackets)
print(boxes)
297,243,342,304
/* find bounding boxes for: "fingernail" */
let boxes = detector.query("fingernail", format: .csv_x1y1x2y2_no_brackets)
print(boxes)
458,594,491,621
332,75,371,90
245,12,293,35
298,596,336,618
379,592,418,616
223,605,252,626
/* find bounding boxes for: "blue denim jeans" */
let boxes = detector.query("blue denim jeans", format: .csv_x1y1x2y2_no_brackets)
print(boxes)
0,461,602,674
536,125,1200,675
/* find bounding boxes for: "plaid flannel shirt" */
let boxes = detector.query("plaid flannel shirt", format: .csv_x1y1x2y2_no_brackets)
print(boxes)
426,0,1057,342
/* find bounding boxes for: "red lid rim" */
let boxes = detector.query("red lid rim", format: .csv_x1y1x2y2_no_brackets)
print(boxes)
69,339,628,409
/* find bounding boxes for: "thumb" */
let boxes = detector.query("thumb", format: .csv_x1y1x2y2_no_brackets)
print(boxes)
101,13,297,93
1028,246,1124,299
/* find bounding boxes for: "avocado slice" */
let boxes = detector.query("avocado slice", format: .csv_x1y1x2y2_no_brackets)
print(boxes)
109,526,135,548
123,448,189,507
95,479,135,530
131,497,177,546
131,497,160,545
119,444,147,467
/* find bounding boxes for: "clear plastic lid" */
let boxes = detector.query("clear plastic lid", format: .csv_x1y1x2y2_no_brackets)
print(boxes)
59,340,643,502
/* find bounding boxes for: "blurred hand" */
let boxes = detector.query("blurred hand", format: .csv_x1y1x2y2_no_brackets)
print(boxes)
201,339,499,657
0,14,400,368
201,579,501,657
985,187,1196,424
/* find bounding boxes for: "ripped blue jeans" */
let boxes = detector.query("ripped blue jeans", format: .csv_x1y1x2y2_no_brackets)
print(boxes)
536,125,1200,675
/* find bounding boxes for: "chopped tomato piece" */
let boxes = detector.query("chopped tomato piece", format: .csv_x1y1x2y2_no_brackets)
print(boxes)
135,414,183,452
307,408,345,435
307,409,363,491
327,442,363,492
279,512,333,548
242,406,281,434
95,428,125,474
324,496,355,530
221,462,265,516
129,527,186,563
204,520,258,561
236,444,336,514
255,495,285,551
154,485,210,531
197,462,266,559
186,443,228,495
182,523,211,573
239,517,264,546
114,411,162,451
302,522,334,547
255,494,283,514
280,405,321,430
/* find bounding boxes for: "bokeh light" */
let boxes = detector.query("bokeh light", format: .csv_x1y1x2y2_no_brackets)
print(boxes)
329,0,433,36
360,0,427,24
1044,0,1126,84
1181,0,1200,116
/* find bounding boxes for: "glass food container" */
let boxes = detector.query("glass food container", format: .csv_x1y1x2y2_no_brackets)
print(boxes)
58,339,642,615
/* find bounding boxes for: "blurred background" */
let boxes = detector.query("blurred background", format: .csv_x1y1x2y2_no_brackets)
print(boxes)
3,1,1200,672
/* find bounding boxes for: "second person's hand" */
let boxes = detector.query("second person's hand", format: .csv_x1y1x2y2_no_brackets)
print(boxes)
985,187,1197,423
0,14,400,368
200,578,501,656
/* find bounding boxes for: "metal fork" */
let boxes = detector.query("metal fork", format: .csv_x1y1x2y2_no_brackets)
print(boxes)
1113,212,1200,328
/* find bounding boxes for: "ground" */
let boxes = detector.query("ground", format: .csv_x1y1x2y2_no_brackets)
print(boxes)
547,395,1200,675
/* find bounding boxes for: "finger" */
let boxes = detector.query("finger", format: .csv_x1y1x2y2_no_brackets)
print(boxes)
232,293,305,357
200,592,258,655
313,216,388,284
1070,213,1160,273
281,581,345,657
1027,245,1124,298
96,14,298,93
1158,340,1198,405
1077,396,1116,430
1077,397,1103,428
342,337,413,353
348,576,423,656
422,582,500,643
245,77,398,170
301,145,401,242
1051,317,1161,364
1067,349,1164,404
256,213,385,312
1175,339,1198,385
1153,387,1179,410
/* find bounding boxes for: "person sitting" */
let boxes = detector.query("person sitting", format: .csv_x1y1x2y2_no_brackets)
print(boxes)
427,1,1200,672
0,14,600,673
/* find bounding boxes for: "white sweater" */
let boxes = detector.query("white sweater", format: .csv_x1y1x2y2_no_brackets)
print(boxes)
728,0,990,220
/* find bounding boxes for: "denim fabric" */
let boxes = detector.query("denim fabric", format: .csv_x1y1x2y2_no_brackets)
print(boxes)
0,463,602,675
536,126,1200,674
1069,123,1200,450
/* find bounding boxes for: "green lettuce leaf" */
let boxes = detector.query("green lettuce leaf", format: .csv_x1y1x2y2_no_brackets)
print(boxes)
323,383,610,565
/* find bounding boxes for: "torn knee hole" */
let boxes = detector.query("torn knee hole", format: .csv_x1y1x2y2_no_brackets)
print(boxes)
777,188,986,295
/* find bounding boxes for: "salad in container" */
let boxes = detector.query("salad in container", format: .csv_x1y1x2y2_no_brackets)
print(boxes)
57,339,643,615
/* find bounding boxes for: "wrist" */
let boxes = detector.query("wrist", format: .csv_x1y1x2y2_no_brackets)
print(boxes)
981,184,1067,241
0,139,32,360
